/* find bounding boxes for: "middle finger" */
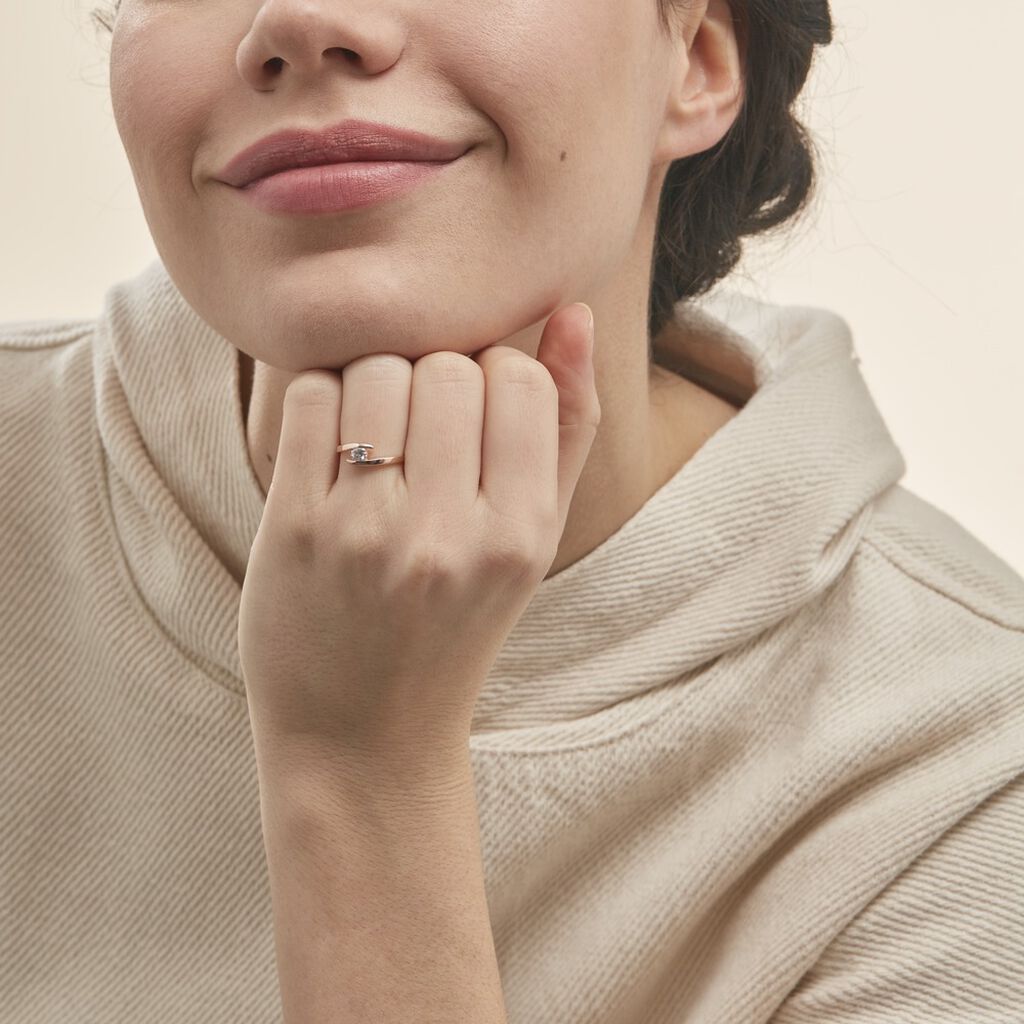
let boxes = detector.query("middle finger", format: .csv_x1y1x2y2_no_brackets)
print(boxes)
403,351,485,510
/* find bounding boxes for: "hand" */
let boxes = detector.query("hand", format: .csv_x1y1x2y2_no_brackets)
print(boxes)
238,303,600,771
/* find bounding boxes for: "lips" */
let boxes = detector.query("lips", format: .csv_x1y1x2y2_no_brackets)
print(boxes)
218,118,470,189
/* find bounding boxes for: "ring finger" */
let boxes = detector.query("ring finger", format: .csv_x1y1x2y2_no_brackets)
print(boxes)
335,353,412,504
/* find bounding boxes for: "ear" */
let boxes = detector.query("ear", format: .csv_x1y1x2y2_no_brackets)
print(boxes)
654,0,745,164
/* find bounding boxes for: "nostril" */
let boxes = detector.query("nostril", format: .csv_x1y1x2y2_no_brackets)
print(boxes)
324,46,361,64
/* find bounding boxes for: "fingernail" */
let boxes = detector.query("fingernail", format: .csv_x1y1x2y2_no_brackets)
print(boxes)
580,304,595,354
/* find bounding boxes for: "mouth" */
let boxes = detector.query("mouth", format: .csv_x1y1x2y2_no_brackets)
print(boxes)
218,118,471,189
232,150,470,216
240,155,459,190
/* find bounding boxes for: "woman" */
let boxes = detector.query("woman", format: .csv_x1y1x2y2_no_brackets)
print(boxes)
2,0,1022,1021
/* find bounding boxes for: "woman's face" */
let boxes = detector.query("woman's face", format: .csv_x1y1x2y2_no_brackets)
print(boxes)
110,0,705,369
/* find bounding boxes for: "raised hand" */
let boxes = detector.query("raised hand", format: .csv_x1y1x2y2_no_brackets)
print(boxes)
237,302,599,774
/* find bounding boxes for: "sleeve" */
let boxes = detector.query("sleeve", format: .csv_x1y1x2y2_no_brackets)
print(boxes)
770,770,1024,1024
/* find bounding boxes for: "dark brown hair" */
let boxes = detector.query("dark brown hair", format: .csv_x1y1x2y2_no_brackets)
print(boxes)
91,0,833,345
651,0,833,344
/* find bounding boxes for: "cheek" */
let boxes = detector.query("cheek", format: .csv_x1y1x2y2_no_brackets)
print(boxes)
110,22,212,204
452,0,657,196
457,6,605,149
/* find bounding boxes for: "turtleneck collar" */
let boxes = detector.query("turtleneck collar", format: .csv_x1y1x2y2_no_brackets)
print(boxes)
93,259,906,737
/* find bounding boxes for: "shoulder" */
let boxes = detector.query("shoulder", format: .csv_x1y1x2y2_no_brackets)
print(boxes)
0,316,98,514
833,485,1024,766
857,483,1024,634
773,485,1024,1019
820,483,1024,707
0,316,95,354
0,316,96,394
772,770,1024,1021
0,313,96,381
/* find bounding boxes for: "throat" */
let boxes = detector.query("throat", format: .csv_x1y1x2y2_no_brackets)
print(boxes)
648,365,740,486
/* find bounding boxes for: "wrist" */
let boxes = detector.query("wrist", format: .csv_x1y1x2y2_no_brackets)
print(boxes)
251,727,476,815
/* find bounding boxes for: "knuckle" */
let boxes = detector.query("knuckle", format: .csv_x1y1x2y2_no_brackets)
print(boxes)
343,515,395,567
403,540,461,592
416,351,484,388
284,371,340,408
493,354,556,397
348,353,412,382
272,503,324,565
481,525,549,581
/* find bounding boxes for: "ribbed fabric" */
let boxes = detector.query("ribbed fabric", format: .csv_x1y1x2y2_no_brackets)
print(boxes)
2,258,1022,1023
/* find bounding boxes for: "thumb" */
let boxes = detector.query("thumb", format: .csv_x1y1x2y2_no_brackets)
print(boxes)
534,303,601,538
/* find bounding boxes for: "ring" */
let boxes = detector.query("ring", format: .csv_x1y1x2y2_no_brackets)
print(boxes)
337,442,405,467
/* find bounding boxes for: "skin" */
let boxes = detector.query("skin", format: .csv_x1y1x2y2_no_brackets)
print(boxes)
109,0,744,581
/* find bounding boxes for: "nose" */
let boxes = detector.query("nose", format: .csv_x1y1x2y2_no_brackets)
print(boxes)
235,0,405,91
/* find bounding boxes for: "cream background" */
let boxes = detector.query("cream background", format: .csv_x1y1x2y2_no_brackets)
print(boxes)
2,1,1021,575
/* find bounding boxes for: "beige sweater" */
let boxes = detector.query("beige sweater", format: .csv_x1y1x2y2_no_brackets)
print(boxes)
2,259,1022,1023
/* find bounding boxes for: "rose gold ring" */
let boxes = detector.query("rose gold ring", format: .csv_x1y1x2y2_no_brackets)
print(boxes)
337,442,405,467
